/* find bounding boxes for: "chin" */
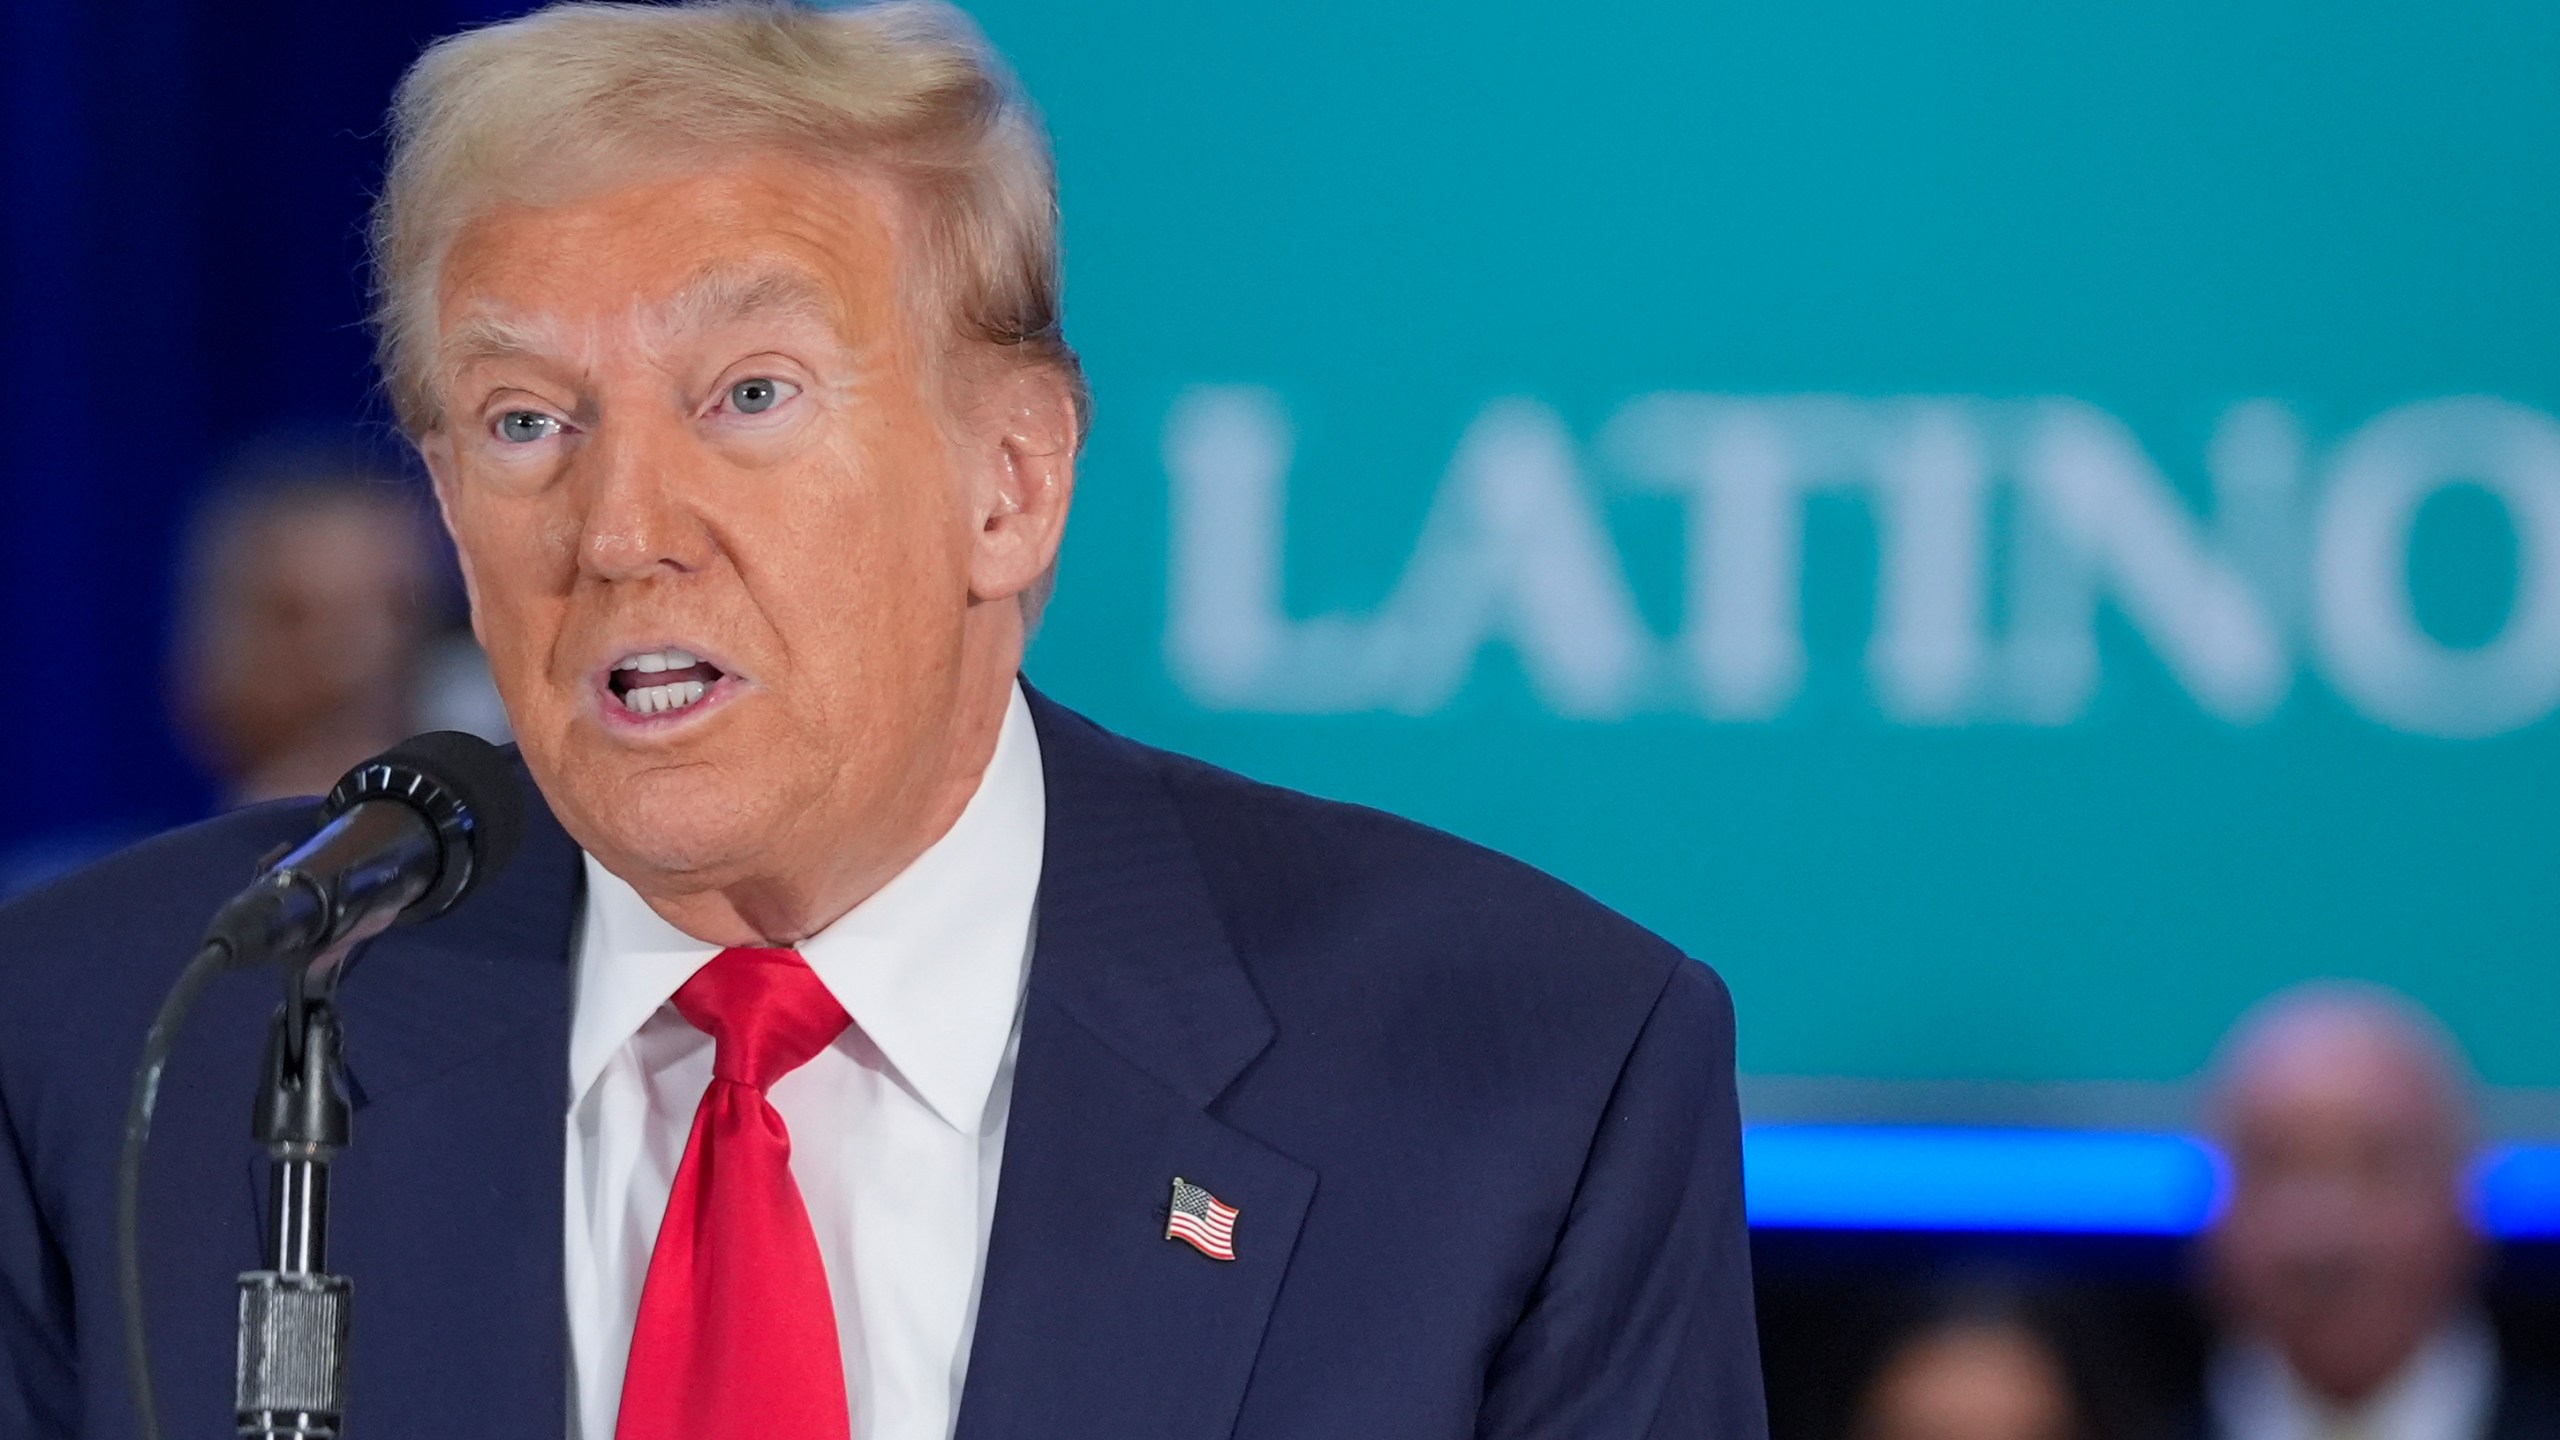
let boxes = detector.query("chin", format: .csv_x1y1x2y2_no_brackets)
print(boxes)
604,818,767,883
556,749,790,883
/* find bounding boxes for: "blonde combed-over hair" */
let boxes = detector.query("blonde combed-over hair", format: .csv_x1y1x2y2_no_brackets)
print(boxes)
369,0,1084,440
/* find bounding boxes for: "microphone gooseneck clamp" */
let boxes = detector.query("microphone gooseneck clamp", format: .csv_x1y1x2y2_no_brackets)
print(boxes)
117,734,523,1440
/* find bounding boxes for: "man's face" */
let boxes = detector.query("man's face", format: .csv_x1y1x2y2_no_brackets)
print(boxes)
196,500,428,768
2205,1023,2479,1404
421,155,1042,912
1854,1323,2078,1440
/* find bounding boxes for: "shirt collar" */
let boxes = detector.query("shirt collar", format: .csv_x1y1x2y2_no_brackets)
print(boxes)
568,680,1046,1135
2210,1312,2498,1440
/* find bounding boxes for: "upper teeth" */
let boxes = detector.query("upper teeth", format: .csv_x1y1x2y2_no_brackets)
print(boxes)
614,648,699,674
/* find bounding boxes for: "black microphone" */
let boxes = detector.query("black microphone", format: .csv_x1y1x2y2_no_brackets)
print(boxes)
119,732,527,1440
204,730,527,971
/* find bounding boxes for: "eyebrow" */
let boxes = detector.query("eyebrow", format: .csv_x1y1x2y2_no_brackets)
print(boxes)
433,262,842,388
435,309,568,383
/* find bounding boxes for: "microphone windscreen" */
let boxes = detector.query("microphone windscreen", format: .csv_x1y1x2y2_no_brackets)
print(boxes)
323,731,529,922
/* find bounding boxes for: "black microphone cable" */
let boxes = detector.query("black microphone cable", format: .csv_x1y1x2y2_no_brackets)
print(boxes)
118,937,242,1440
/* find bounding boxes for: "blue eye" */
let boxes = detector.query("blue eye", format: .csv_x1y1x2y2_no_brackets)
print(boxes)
496,410,561,444
727,377,797,415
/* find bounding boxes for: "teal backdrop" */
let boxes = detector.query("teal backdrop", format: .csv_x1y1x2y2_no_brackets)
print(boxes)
916,1,2560,1118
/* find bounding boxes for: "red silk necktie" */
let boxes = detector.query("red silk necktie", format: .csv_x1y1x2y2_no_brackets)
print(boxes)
615,947,853,1440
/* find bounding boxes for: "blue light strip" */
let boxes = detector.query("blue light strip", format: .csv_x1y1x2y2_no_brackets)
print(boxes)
2478,1144,2560,1238
1742,1126,2223,1233
1743,1126,2560,1237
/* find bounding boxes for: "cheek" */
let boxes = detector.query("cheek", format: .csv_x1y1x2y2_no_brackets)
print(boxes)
452,479,573,596
747,458,967,707
775,425,976,639
449,492,578,675
766,492,957,676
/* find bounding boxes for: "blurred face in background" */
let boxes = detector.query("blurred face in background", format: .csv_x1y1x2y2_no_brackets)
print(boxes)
179,491,431,805
420,153,1073,944
1851,1320,2080,1440
2205,1004,2481,1405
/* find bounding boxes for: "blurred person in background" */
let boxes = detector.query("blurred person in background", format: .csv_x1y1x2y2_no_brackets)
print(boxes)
0,443,511,901
2201,983,2559,1440
172,441,505,808
1847,1284,2148,1440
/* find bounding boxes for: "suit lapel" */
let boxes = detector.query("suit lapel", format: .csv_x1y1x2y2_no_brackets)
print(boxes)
955,691,1316,1440
319,758,582,1439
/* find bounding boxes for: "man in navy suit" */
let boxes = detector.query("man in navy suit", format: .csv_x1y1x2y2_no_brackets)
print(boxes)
0,3,1762,1437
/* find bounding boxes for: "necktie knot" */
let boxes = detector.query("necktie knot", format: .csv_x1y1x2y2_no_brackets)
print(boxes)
671,947,850,1090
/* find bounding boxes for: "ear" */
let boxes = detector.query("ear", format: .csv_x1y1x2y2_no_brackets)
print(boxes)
417,431,490,648
965,364,1080,606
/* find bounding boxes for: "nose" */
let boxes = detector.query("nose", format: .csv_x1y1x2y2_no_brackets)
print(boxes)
575,411,715,582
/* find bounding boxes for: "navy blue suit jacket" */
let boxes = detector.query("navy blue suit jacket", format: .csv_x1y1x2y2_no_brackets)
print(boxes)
0,689,1763,1438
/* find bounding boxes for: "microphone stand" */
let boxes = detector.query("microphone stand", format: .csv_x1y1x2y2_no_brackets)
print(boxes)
236,941,361,1439
118,733,520,1440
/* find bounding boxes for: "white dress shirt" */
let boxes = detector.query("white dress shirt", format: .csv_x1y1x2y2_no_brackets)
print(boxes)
565,682,1045,1440
2210,1314,2500,1440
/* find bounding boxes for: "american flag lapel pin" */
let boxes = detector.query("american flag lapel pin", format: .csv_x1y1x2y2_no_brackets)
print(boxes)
1165,1176,1240,1261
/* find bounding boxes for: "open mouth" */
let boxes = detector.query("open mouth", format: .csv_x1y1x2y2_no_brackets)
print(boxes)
607,647,729,718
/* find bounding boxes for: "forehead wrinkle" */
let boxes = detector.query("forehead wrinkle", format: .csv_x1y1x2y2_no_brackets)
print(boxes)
638,261,842,352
